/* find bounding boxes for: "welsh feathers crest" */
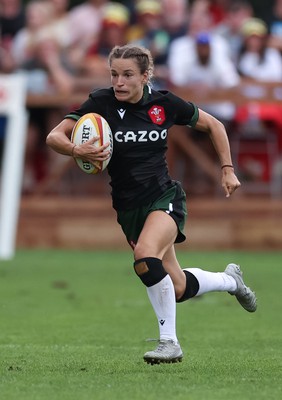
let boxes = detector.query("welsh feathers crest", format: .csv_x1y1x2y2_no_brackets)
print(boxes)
148,105,166,125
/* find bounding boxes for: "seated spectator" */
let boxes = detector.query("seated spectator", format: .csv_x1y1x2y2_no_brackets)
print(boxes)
160,0,189,41
67,0,109,63
237,17,282,81
80,2,130,88
168,31,240,122
128,0,170,88
0,0,25,39
19,36,75,95
10,1,76,193
267,0,282,53
95,2,130,56
208,0,231,26
47,0,71,49
0,0,25,73
167,6,240,192
0,0,25,169
19,34,76,193
235,18,282,186
180,0,231,60
215,0,254,63
11,0,54,67
10,0,75,94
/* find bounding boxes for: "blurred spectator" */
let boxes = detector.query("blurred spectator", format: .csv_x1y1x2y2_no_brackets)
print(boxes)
11,0,54,67
215,0,254,63
208,0,231,26
167,4,240,192
186,0,230,58
19,36,75,95
47,0,71,49
0,0,25,168
0,0,25,38
187,0,212,36
167,1,241,192
0,0,25,72
168,0,232,85
267,0,282,54
168,31,240,121
10,1,77,192
128,0,168,52
80,2,130,88
235,18,282,187
20,34,76,193
95,2,130,55
237,17,282,81
10,0,75,94
128,0,170,88
160,0,189,41
67,0,108,62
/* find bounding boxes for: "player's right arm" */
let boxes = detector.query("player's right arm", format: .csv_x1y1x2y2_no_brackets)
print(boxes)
46,118,110,163
46,118,76,156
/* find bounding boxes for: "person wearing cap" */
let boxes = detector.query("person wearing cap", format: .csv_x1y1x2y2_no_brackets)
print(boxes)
77,2,130,88
235,17,282,187
95,2,130,56
237,17,282,81
128,0,170,88
168,24,240,122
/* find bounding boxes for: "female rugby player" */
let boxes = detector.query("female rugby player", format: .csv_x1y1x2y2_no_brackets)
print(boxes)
46,44,257,365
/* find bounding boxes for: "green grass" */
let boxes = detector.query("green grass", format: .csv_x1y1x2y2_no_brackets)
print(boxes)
0,249,281,400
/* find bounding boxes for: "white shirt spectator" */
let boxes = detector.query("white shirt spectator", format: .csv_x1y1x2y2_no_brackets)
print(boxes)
168,33,240,120
238,48,282,81
168,33,232,81
238,17,282,82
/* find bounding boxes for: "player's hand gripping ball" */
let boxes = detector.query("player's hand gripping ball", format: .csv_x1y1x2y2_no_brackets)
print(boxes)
71,113,113,174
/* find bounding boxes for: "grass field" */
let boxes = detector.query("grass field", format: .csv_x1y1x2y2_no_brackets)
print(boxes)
0,249,281,400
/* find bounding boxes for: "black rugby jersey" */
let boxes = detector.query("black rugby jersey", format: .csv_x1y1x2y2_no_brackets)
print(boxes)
65,86,199,210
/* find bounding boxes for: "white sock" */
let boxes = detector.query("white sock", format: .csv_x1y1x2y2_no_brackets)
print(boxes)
184,268,237,296
146,274,178,343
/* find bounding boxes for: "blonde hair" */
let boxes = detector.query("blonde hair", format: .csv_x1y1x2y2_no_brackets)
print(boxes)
108,44,154,84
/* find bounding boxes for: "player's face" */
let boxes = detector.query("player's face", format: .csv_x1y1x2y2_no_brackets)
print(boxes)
110,58,148,104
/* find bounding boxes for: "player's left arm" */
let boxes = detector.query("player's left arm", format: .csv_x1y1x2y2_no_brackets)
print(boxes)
195,108,241,197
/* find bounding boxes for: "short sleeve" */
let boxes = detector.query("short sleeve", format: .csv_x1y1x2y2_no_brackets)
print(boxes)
169,92,199,127
64,95,98,121
64,89,108,120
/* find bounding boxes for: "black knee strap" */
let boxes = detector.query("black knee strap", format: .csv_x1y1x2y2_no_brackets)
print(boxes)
134,257,167,287
177,270,199,302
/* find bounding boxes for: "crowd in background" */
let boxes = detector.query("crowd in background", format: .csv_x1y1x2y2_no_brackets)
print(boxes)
1,0,282,195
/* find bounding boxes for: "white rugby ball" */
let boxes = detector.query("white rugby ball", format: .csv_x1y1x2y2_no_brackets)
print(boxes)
71,113,113,174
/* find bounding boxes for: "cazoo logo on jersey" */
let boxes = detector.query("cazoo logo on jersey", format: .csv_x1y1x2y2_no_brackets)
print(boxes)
114,129,168,143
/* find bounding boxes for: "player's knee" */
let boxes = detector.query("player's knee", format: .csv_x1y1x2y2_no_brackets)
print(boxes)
133,241,155,260
134,257,167,287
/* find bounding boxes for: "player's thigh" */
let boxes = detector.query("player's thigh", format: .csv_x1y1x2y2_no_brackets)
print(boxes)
134,210,178,260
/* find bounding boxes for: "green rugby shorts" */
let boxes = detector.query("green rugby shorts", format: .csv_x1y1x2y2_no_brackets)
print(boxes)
116,181,187,249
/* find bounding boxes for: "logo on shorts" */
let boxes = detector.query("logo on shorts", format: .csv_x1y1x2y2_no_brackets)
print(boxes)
148,105,166,125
